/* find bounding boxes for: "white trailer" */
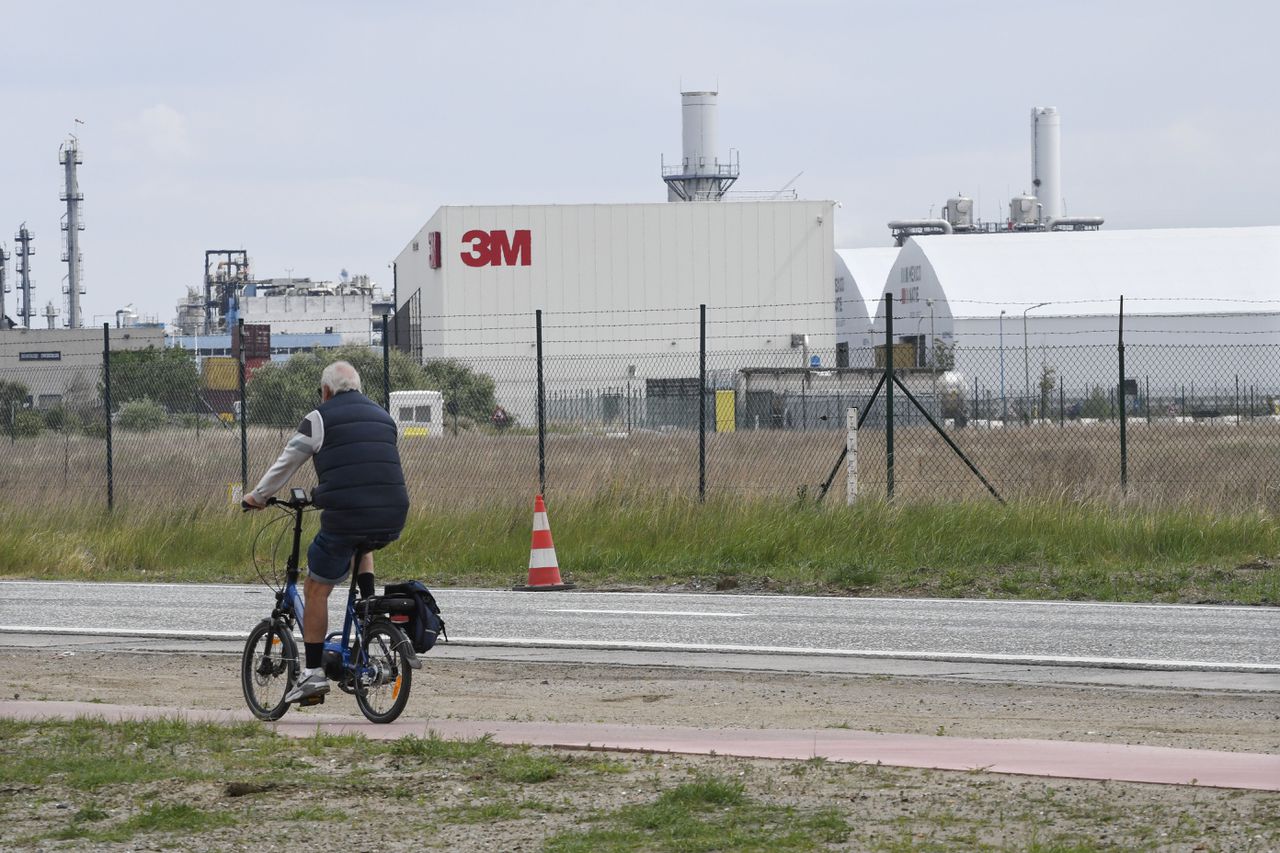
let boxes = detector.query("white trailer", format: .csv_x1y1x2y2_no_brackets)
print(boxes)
389,390,443,438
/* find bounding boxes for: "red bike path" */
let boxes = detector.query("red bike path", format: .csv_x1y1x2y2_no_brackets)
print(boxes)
3,699,1276,792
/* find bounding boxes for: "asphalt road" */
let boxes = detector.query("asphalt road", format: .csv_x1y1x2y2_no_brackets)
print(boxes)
2,581,1277,678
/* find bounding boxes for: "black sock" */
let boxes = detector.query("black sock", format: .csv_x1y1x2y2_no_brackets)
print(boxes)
304,642,323,670
357,573,376,599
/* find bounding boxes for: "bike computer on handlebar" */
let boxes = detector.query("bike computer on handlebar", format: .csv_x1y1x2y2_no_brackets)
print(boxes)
290,487,307,503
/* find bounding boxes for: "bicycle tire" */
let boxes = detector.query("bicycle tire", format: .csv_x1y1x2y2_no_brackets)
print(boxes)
241,619,298,721
354,618,413,724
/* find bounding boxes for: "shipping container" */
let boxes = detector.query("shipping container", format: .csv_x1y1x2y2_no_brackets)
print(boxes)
201,388,238,415
244,356,270,380
202,356,241,391
232,323,271,359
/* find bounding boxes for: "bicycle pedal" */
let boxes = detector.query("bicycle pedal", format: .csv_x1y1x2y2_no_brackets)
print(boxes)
299,695,325,707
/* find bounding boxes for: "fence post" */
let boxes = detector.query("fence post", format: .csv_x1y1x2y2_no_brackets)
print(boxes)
699,303,706,503
1118,295,1127,494
884,293,895,500
382,314,391,413
237,317,248,493
103,323,114,511
845,407,859,504
536,309,546,497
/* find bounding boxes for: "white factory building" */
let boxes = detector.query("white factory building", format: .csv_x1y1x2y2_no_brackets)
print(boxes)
840,226,1280,408
394,199,836,359
391,90,843,418
239,287,385,345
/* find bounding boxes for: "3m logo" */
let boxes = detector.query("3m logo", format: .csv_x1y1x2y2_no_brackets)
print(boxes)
460,229,532,267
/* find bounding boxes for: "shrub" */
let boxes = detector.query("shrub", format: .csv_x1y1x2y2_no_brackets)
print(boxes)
12,410,43,438
0,379,30,432
106,346,200,411
41,406,70,431
116,398,168,432
246,345,498,429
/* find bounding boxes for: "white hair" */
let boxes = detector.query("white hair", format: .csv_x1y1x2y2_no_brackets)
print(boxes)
321,360,362,394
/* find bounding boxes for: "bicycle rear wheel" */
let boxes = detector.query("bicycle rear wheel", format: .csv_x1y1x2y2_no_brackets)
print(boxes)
241,619,297,721
354,618,412,723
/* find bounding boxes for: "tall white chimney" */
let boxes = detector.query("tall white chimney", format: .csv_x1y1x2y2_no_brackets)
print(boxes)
1031,107,1062,221
662,90,739,201
682,91,719,177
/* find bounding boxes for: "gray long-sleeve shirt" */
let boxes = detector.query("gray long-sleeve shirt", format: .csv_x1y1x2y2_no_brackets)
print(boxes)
248,410,325,502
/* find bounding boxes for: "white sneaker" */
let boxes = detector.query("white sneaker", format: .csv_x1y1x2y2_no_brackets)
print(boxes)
285,669,330,703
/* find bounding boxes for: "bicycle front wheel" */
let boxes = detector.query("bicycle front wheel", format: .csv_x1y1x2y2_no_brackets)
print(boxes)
354,618,412,724
241,619,297,721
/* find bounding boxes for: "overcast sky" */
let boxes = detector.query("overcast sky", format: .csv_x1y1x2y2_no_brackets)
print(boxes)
4,0,1278,325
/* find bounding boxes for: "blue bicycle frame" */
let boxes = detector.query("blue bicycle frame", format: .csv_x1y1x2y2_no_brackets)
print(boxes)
269,494,375,689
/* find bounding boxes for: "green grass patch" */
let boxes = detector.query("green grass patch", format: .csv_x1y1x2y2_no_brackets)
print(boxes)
544,775,849,852
287,805,348,822
2,495,1277,603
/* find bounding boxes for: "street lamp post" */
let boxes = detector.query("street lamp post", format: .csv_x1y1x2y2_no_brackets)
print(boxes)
999,310,1007,420
1023,302,1050,422
927,299,937,415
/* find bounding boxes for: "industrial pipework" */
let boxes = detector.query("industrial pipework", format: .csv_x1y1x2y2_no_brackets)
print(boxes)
888,219,953,246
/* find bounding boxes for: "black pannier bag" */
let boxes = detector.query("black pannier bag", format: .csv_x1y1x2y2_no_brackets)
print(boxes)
383,581,446,653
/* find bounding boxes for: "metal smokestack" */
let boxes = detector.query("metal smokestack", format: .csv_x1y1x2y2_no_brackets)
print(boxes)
682,91,719,178
1031,107,1062,221
661,90,739,201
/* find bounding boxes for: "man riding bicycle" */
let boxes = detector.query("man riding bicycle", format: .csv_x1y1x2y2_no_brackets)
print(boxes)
244,360,409,704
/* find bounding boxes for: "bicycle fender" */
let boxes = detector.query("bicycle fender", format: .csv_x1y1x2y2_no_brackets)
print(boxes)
398,636,423,670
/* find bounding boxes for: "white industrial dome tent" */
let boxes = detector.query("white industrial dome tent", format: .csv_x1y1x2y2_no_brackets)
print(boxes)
848,225,1280,398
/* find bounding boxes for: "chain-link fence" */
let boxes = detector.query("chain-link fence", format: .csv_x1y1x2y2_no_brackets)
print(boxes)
1,303,1277,513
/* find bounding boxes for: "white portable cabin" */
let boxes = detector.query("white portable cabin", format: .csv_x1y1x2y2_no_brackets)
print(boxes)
389,390,444,437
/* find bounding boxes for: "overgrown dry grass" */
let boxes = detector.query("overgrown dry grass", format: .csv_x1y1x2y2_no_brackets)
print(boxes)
3,419,1277,512
2,419,1277,603
3,490,1277,604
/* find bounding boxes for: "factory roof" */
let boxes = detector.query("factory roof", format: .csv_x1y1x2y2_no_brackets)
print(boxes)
904,226,1280,315
835,248,898,292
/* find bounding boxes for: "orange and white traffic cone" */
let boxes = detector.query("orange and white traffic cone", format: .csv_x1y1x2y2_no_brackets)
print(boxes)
514,494,576,591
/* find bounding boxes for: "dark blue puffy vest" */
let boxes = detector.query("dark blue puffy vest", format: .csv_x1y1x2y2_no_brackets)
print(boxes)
311,390,409,538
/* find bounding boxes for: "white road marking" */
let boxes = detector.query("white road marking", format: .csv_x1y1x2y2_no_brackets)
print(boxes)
1,580,1274,615
545,609,748,618
1,625,245,639
3,626,1277,674
455,636,1280,673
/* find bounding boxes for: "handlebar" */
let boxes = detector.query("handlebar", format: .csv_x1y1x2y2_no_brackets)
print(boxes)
241,494,313,512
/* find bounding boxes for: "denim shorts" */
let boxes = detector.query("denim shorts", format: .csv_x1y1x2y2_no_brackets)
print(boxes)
306,530,392,585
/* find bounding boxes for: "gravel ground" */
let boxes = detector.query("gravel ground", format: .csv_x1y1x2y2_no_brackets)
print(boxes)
4,649,1278,752
2,649,1279,851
